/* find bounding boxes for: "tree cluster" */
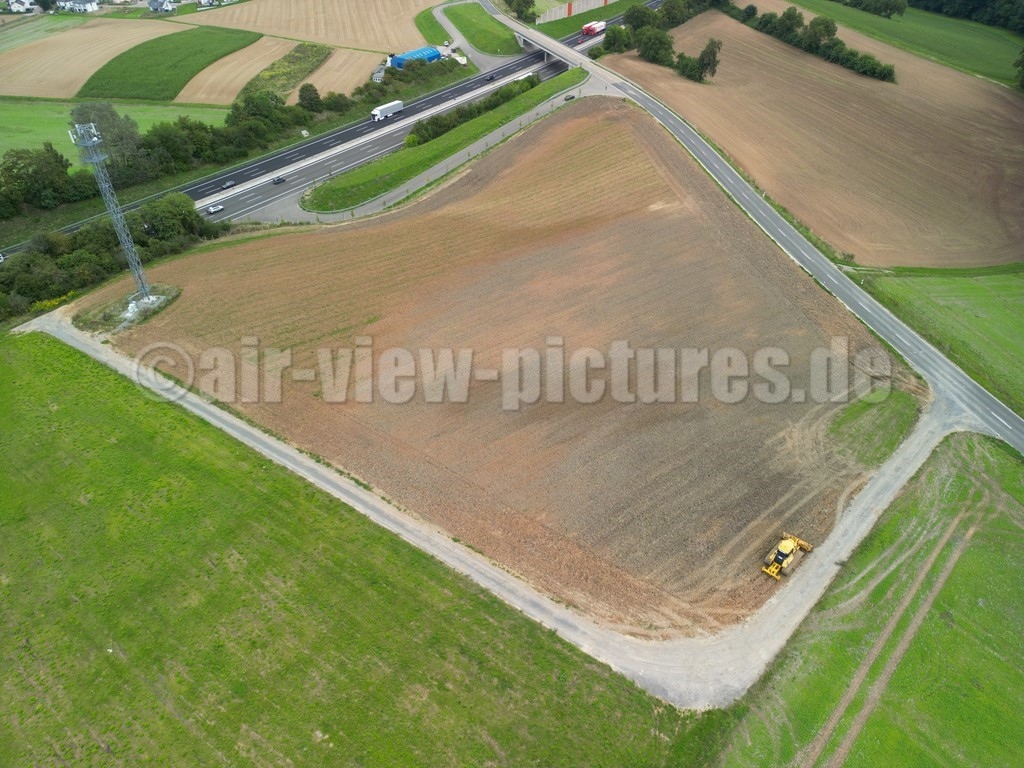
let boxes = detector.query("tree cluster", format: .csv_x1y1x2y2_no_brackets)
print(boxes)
590,0,725,82
405,76,539,146
0,194,225,322
0,58,462,223
508,0,538,23
746,5,897,81
908,0,1024,33
825,0,907,18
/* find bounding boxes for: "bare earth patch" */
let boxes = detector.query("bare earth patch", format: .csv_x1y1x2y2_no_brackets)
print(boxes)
0,19,184,98
606,9,1024,268
175,36,297,105
285,48,385,105
79,99,901,635
182,0,436,53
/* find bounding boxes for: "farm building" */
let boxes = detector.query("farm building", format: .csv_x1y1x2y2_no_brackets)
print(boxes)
147,0,174,11
390,46,441,70
56,0,98,11
7,0,37,12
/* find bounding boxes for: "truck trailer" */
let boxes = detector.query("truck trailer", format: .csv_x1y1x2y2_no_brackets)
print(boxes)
581,20,606,35
371,100,404,121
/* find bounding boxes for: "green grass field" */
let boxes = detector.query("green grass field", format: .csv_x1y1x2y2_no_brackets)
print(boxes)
537,0,647,38
828,388,919,467
413,5,449,46
861,264,1024,418
0,330,732,766
718,432,1024,767
786,0,1024,84
304,68,587,211
444,2,522,55
78,26,262,101
0,98,229,157
0,13,88,53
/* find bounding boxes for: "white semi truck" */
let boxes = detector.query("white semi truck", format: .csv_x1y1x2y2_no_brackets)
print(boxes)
371,100,404,121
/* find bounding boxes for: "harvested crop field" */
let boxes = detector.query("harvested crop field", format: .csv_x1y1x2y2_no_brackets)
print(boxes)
79,99,909,635
175,36,296,105
0,19,182,98
286,48,384,105
606,8,1024,268
184,0,436,53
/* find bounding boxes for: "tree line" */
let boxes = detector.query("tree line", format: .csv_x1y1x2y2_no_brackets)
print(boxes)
825,0,907,18
589,1,726,83
588,0,895,83
0,194,225,322
0,58,463,223
508,0,538,23
909,0,1024,33
740,3,897,81
405,75,540,146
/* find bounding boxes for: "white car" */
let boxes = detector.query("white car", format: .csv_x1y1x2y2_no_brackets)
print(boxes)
207,205,225,214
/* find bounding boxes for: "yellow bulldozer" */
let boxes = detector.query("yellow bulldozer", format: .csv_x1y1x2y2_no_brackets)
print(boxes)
762,533,813,579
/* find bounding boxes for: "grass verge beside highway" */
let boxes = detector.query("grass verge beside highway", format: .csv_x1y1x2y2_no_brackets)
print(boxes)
303,68,587,212
787,0,1024,85
860,264,1024,418
717,432,1024,767
444,2,522,55
414,5,449,46
78,27,262,101
536,0,646,39
0,330,727,766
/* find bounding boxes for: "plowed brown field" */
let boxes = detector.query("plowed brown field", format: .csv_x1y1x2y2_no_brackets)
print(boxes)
184,0,435,53
175,36,296,105
0,19,184,98
80,99,904,635
607,9,1024,268
286,48,384,105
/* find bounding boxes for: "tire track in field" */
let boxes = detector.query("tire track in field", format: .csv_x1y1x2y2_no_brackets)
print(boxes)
797,509,968,768
823,520,979,767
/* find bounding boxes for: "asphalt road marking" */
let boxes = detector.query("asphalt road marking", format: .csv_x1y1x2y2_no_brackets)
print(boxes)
991,411,1012,428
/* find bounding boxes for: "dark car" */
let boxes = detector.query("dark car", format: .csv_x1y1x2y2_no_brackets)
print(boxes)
564,94,576,101
272,176,286,184
221,180,236,190
485,74,495,81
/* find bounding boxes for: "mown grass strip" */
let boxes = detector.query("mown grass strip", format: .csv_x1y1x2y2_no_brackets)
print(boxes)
787,0,1024,84
444,2,522,55
0,331,716,765
304,68,587,212
78,27,262,101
